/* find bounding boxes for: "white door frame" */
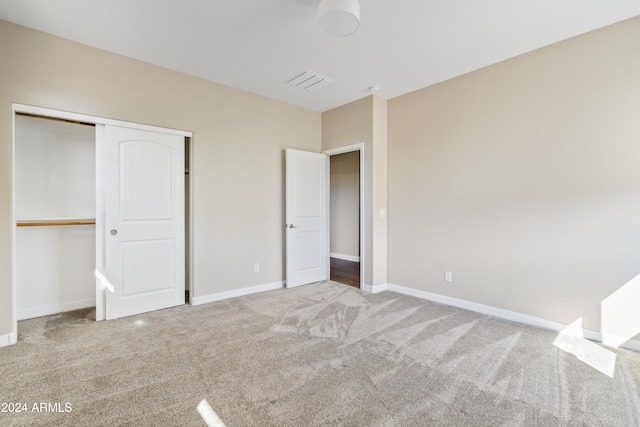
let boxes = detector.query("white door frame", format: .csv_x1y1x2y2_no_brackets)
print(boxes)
10,104,194,337
322,143,365,289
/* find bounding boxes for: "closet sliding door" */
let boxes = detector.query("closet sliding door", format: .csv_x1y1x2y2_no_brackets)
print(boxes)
97,125,185,320
14,115,96,320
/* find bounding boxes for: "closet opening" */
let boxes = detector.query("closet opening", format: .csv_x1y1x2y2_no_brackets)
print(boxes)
11,105,194,335
14,113,97,321
184,136,192,304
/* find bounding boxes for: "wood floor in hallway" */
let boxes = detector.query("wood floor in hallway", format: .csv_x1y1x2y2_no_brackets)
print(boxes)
330,257,360,288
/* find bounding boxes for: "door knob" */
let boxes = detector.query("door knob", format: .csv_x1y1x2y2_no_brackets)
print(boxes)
110,229,118,236
287,224,298,228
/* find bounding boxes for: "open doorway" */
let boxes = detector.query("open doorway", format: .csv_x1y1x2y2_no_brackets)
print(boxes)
324,144,364,289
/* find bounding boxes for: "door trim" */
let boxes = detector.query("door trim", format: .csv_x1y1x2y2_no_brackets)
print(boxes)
10,103,194,337
12,104,192,137
322,143,365,289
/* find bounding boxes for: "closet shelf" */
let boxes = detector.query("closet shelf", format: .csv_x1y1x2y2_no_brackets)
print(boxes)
16,219,96,227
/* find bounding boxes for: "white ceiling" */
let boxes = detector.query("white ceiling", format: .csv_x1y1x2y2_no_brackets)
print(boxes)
1,0,639,112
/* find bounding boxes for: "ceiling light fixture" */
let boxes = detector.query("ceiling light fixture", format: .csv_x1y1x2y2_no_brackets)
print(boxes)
318,0,360,37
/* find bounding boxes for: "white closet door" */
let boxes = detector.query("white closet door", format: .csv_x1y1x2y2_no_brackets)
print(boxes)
104,125,184,319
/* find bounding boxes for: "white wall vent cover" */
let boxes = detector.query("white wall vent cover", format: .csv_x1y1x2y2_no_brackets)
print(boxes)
286,70,334,92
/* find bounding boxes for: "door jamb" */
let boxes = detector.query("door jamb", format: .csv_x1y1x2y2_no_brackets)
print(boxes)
322,143,365,289
10,103,193,337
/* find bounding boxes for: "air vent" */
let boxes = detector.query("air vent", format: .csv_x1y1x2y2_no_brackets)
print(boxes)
286,70,334,92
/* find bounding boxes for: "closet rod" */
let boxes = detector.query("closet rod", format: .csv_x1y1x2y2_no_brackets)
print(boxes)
17,220,96,227
16,112,95,127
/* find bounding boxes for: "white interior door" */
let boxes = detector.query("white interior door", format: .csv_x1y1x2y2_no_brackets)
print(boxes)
286,149,328,288
104,125,185,319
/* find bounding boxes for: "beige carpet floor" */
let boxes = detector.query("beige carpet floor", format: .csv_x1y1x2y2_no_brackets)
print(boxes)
1,281,639,426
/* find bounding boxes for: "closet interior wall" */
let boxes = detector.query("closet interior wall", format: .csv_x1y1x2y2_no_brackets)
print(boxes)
15,114,96,320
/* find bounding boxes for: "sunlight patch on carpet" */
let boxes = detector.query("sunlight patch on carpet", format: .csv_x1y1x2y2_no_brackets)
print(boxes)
197,399,226,427
553,318,616,378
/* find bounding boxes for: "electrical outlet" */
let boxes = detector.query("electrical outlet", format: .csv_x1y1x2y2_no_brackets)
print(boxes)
254,263,260,273
445,271,452,283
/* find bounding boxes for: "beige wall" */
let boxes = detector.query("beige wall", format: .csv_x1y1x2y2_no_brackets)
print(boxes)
330,151,360,258
322,95,388,287
0,20,321,338
388,16,640,340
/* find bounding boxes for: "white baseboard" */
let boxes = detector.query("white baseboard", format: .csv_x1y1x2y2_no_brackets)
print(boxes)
595,332,640,352
386,283,640,353
0,331,17,347
361,283,388,294
17,299,96,321
330,252,360,262
191,281,285,306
